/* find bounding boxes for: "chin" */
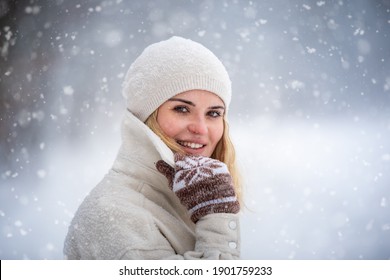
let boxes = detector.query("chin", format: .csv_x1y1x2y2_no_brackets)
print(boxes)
183,149,211,157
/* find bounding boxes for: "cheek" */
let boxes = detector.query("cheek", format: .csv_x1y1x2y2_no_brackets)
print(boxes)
161,124,177,137
157,114,181,138
211,122,224,144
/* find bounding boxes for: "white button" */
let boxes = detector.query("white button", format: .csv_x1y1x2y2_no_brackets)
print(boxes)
229,221,237,230
229,242,237,249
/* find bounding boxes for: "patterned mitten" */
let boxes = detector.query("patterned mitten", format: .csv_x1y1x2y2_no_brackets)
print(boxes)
156,154,240,223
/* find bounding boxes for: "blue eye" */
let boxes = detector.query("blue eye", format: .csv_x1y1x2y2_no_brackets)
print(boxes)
173,105,189,113
208,110,223,118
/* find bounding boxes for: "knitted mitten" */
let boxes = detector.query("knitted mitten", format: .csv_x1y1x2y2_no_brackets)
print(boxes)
156,154,240,223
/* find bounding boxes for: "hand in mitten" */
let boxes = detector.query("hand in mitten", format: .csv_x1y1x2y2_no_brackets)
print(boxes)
156,154,240,223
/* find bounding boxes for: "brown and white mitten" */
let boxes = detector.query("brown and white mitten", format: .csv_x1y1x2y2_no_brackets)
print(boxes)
156,154,240,223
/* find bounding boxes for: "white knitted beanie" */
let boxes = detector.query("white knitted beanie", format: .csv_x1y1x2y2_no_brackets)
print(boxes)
122,36,232,122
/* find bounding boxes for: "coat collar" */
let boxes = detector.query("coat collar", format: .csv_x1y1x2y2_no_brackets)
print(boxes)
111,109,174,186
125,109,174,166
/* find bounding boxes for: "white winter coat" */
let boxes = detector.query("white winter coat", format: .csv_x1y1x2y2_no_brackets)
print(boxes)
63,110,240,259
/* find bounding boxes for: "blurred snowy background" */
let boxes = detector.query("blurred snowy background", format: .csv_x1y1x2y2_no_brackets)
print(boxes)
1,0,389,259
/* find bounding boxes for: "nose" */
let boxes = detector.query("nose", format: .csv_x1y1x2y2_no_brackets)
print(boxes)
188,116,208,135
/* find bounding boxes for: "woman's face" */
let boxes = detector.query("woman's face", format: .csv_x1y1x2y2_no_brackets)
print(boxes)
157,90,225,157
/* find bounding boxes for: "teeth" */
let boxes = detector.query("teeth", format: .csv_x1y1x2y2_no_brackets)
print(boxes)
178,141,204,149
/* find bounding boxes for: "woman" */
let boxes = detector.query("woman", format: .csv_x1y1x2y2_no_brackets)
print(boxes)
64,36,242,259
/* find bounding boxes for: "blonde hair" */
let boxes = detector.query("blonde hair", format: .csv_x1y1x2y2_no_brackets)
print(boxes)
145,110,243,203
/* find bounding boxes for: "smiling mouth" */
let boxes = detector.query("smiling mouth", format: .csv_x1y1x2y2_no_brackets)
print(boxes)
177,140,206,149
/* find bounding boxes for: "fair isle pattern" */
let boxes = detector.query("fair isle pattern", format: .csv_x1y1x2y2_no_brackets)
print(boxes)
156,154,240,223
188,196,238,214
173,155,229,192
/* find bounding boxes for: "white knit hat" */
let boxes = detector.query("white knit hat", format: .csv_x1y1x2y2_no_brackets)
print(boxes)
122,36,232,122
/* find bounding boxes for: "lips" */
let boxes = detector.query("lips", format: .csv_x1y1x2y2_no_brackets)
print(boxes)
177,140,206,149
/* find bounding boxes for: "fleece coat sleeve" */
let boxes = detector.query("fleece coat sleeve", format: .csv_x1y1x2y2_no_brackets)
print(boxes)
117,214,240,260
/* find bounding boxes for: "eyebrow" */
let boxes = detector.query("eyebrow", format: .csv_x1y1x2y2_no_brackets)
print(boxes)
168,98,225,110
169,98,195,106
